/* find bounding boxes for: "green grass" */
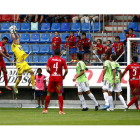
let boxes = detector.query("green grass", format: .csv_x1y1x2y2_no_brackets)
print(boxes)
0,108,140,125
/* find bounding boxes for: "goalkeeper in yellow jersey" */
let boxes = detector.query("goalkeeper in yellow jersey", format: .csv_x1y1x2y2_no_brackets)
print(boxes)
9,25,37,94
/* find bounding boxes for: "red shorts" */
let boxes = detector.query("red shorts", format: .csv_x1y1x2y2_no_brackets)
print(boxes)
129,80,140,95
47,80,63,93
0,59,6,72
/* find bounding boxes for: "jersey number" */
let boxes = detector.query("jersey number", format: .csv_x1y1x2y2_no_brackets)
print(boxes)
133,69,136,76
53,62,58,71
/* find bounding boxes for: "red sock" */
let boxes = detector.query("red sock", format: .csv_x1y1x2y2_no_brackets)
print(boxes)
135,99,139,110
74,53,76,60
127,96,138,108
45,96,50,110
58,96,63,111
82,55,84,61
71,54,74,60
4,73,8,87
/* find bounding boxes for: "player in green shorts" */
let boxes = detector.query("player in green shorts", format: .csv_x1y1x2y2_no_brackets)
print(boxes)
73,52,99,111
107,54,127,111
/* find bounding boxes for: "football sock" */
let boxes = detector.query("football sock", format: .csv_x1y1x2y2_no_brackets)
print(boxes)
108,96,114,109
78,95,87,109
58,96,63,111
15,78,20,88
4,73,8,87
30,74,35,87
88,93,98,106
45,95,50,110
71,54,74,60
135,99,139,110
118,95,127,108
103,92,109,105
127,96,138,108
74,53,76,60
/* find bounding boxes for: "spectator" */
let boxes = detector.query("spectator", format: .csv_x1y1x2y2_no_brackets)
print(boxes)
61,15,70,22
72,15,86,25
93,39,103,64
68,31,76,62
55,15,61,23
81,32,91,63
45,15,56,23
104,40,112,59
85,15,99,25
133,15,140,22
26,15,35,22
52,31,62,57
61,36,69,56
16,15,27,22
35,15,44,23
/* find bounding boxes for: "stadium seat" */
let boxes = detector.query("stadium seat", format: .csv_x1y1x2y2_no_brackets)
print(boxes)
0,15,2,21
82,23,91,32
12,23,20,31
5,44,9,52
91,23,102,32
119,33,126,42
1,15,11,22
124,22,137,32
0,34,11,43
71,23,81,31
40,55,49,65
10,15,18,22
39,44,50,54
3,55,14,65
19,23,30,32
27,34,40,43
48,45,53,55
22,44,30,53
86,33,91,40
60,23,70,32
20,34,30,43
50,23,60,32
28,22,40,33
38,23,50,32
37,34,50,43
112,47,115,53
48,33,60,43
61,33,70,43
33,55,39,65
9,45,13,54
31,44,40,54
133,33,139,37
0,23,11,32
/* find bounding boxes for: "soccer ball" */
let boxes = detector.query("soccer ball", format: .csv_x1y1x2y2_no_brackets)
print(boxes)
9,25,17,33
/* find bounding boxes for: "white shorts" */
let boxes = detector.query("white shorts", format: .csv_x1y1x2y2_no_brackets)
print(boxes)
108,83,122,93
102,80,109,91
78,81,90,92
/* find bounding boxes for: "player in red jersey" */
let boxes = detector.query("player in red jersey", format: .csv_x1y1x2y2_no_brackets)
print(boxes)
0,37,12,93
51,31,62,57
43,48,68,114
121,56,140,111
68,31,76,62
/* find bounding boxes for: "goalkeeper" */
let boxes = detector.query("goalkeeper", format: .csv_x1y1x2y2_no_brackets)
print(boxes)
9,25,37,94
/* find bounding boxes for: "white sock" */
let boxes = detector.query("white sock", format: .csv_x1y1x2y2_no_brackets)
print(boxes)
103,92,109,105
118,95,127,108
88,93,98,106
78,95,87,109
108,96,114,109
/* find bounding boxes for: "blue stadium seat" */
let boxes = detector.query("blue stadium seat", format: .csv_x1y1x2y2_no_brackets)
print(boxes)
28,34,40,43
60,23,70,32
48,45,53,55
28,56,33,65
0,23,11,32
119,33,126,42
112,47,115,53
91,23,102,32
20,34,30,43
71,23,81,31
40,55,49,65
22,44,30,53
25,57,29,62
38,23,50,32
48,33,60,43
39,44,50,54
1,34,11,43
5,44,9,52
61,33,70,43
33,55,39,65
31,44,40,54
86,33,91,40
37,34,50,43
50,23,60,32
9,45,13,54
19,23,30,32
136,23,140,32
124,22,137,32
12,23,20,31
133,33,139,37
82,23,91,32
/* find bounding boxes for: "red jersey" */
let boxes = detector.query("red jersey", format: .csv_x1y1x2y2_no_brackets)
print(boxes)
68,35,75,48
126,34,137,48
0,42,7,60
95,44,103,55
52,37,62,50
76,40,82,51
103,46,112,54
81,38,91,48
125,63,140,81
46,56,67,81
112,42,123,56
64,42,69,50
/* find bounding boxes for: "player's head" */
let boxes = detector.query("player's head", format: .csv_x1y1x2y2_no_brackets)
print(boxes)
97,39,102,45
54,48,61,56
65,36,69,42
125,32,129,36
1,37,8,45
102,53,109,61
82,32,86,39
77,52,83,61
132,56,138,63
70,31,74,36
107,40,111,46
129,28,133,34
76,36,81,41
115,36,120,43
37,68,42,74
110,54,116,61
55,31,59,37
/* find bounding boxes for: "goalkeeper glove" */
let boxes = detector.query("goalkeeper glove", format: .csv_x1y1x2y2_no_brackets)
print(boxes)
9,26,14,34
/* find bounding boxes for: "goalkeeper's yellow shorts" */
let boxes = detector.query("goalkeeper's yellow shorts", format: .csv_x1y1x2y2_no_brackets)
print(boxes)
16,61,32,76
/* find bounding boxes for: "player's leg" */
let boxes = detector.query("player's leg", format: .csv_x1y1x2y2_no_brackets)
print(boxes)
36,96,40,108
41,95,44,108
14,76,22,94
107,92,114,111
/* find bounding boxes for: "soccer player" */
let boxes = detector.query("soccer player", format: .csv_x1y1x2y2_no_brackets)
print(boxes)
121,56,140,111
10,25,37,94
43,48,68,114
52,31,62,57
0,37,12,93
107,54,127,111
73,52,99,111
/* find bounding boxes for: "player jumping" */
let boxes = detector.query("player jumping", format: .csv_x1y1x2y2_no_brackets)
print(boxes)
73,52,99,111
121,56,140,111
9,25,37,94
43,48,68,114
0,37,12,93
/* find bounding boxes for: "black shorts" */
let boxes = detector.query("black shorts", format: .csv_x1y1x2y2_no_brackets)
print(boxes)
35,90,44,97
84,47,90,54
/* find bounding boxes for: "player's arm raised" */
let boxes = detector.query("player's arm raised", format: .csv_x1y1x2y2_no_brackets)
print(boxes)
11,33,17,44
15,32,20,45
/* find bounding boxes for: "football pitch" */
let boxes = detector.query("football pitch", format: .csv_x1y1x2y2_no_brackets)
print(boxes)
0,108,140,125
